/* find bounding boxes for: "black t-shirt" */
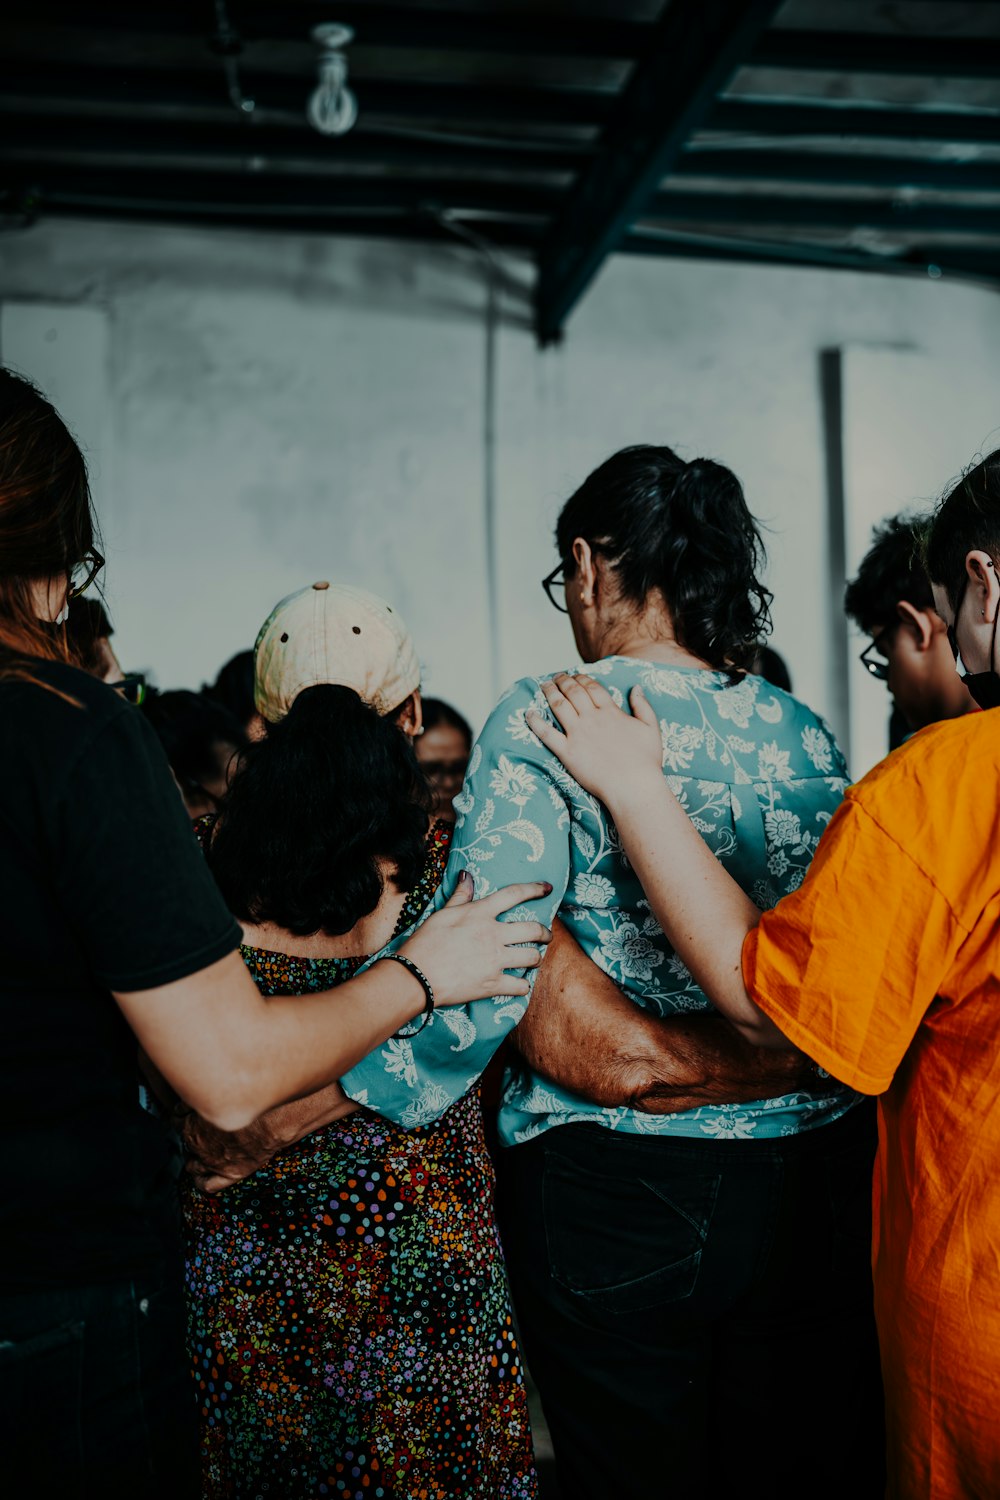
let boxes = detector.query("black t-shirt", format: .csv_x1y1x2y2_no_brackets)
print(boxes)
0,658,240,1289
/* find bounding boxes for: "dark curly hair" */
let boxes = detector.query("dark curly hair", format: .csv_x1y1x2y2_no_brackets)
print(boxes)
555,445,772,671
925,449,1000,610
844,513,934,635
206,683,431,937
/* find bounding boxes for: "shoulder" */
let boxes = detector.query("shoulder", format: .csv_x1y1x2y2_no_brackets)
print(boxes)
0,657,140,780
0,656,129,729
473,673,565,763
851,711,990,814
844,711,997,917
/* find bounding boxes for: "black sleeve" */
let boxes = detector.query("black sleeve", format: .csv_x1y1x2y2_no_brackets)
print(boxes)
52,704,241,991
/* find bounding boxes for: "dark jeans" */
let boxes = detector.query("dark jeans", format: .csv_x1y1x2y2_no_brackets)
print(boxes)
0,1271,199,1499
498,1100,884,1500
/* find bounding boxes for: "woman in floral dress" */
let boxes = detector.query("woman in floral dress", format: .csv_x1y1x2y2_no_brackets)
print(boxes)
340,448,884,1500
181,677,537,1500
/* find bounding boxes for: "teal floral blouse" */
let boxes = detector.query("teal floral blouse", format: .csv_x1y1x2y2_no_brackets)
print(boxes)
342,658,859,1144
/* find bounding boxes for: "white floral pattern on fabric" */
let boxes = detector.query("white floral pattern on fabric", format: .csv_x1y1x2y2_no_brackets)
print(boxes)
341,658,858,1143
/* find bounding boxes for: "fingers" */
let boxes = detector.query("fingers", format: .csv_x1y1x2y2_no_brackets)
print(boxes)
480,880,553,916
196,1174,229,1195
443,868,475,905
629,684,660,729
505,945,543,969
523,707,564,753
492,974,531,997
500,920,552,947
538,675,581,728
554,671,617,713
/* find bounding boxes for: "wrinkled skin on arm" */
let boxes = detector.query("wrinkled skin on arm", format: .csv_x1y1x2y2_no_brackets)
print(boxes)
139,1043,362,1195
515,920,821,1113
180,1083,361,1195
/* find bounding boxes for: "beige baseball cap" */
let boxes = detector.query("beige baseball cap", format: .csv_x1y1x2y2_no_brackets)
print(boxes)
254,582,421,723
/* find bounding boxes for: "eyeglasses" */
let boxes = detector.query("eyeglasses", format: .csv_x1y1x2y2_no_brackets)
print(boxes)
542,563,569,614
67,548,105,601
109,673,147,707
859,627,895,682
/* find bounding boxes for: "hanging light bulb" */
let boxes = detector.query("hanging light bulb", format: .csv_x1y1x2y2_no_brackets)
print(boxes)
307,23,358,137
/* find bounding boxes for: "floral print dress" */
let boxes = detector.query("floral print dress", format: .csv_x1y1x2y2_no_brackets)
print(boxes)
182,821,538,1500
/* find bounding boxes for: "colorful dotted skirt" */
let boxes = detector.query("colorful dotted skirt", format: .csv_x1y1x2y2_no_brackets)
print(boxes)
182,1088,538,1499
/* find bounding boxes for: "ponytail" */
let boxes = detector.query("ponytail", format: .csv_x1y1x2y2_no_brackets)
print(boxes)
207,683,430,937
555,445,772,671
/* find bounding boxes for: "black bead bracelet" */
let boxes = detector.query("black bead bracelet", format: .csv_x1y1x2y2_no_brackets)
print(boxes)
381,953,436,1037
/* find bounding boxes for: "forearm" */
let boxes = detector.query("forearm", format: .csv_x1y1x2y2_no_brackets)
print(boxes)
517,938,807,1110
616,1011,818,1111
120,952,429,1132
182,1080,359,1194
250,1082,359,1149
605,775,787,1048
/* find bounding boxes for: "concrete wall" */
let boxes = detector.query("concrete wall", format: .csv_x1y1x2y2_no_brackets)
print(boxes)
3,217,1000,754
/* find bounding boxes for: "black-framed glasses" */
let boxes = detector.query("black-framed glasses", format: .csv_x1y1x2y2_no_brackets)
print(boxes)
67,547,105,601
110,673,147,707
542,563,569,614
859,627,895,682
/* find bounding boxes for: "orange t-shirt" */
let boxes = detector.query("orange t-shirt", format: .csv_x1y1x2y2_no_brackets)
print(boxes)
743,710,1000,1500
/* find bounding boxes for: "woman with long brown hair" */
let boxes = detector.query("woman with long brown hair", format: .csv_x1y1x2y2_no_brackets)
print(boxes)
0,368,550,1499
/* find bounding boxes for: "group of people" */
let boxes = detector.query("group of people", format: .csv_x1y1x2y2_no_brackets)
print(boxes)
1,361,997,1500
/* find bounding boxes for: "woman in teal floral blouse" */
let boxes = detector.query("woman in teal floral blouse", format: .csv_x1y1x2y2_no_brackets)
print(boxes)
343,447,884,1500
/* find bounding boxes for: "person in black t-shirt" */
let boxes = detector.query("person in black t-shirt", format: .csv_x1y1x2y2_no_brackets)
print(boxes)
0,368,552,1499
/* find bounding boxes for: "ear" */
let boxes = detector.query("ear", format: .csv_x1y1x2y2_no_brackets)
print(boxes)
895,600,934,652
394,690,423,739
966,549,1000,621
571,537,598,607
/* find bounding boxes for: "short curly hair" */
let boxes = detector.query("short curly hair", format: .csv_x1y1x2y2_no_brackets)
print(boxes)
844,514,934,636
555,445,772,672
206,683,431,937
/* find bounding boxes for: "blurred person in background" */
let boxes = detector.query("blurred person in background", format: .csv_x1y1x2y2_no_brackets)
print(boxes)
66,595,146,704
179,583,540,1500
66,595,121,682
142,688,248,819
415,696,473,822
846,513,975,747
204,648,266,742
749,641,792,692
0,367,551,1500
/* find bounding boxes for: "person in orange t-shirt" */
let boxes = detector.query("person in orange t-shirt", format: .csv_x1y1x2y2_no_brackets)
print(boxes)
523,449,1000,1500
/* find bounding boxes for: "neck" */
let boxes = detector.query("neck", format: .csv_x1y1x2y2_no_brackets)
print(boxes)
593,618,710,669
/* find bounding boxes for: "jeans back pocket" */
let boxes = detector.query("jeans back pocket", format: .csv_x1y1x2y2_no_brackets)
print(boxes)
543,1143,721,1314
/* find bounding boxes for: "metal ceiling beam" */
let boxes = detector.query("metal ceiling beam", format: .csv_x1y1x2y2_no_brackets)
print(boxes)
708,100,1000,146
0,187,548,249
622,227,999,285
0,112,587,177
0,64,615,129
7,4,649,59
675,149,1000,193
750,30,1000,80
649,190,1000,234
535,0,783,344
0,164,562,218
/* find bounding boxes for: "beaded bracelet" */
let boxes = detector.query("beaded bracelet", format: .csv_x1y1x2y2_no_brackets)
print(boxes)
381,953,436,1037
